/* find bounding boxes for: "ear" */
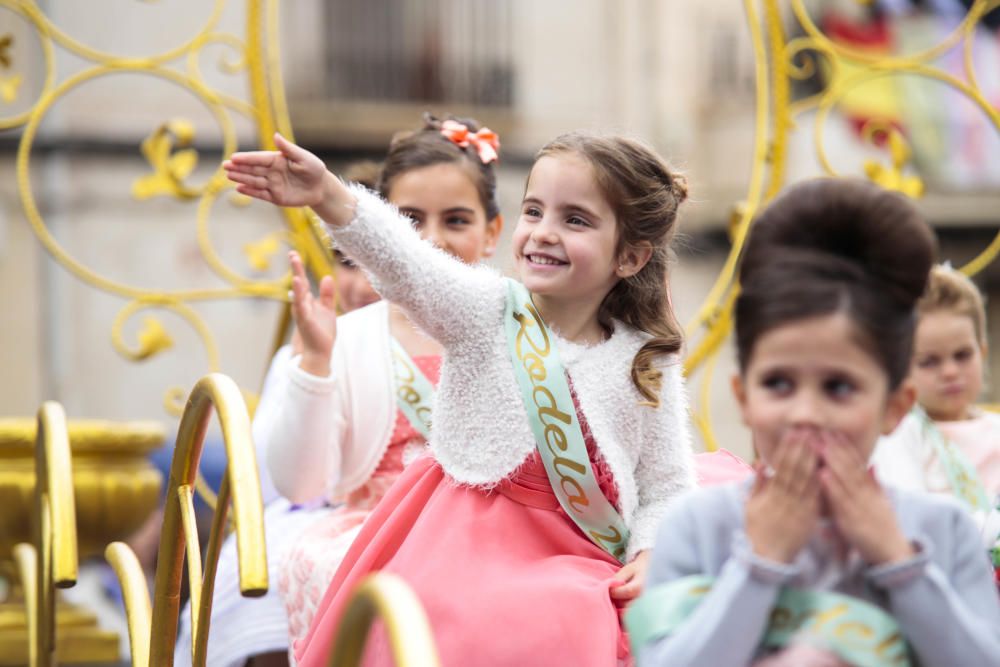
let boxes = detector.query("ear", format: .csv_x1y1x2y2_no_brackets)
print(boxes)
483,214,504,258
731,373,751,427
616,241,653,278
881,379,916,435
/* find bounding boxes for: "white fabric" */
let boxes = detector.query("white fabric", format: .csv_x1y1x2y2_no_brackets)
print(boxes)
328,185,697,559
872,411,1000,547
264,300,397,503
174,499,328,667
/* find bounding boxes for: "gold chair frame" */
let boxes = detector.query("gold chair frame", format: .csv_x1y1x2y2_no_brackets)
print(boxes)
13,402,78,667
105,373,267,667
327,573,440,667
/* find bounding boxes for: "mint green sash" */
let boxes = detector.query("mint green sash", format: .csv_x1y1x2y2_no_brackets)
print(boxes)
626,575,911,667
915,406,991,512
390,338,435,440
503,279,629,562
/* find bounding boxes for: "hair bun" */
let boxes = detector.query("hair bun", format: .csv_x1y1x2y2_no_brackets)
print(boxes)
668,173,689,204
739,178,937,309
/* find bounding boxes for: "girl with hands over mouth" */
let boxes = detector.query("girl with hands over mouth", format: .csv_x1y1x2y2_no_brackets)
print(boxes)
228,128,697,667
629,179,1000,667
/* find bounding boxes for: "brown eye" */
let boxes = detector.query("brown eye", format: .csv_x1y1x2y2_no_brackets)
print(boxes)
824,377,855,399
762,374,792,394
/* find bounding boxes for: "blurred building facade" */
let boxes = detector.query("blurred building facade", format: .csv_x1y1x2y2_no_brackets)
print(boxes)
1,0,999,458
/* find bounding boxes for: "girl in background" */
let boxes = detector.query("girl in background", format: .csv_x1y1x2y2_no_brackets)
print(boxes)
872,265,1000,549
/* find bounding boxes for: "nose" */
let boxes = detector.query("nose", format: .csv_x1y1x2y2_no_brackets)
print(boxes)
529,214,559,245
422,219,447,251
787,390,824,430
940,358,961,379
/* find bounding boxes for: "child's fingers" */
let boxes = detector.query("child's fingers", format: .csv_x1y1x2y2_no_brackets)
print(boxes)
274,132,311,162
318,275,336,310
609,579,642,600
821,438,866,487
750,462,769,495
786,443,819,497
226,170,270,190
289,251,307,282
772,431,808,492
235,184,273,202
290,275,313,323
225,151,280,167
819,467,852,520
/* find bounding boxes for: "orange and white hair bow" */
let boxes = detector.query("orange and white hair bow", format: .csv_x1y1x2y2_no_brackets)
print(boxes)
440,120,500,164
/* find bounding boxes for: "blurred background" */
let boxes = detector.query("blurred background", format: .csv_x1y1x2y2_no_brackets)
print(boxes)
1,0,999,663
1,0,999,467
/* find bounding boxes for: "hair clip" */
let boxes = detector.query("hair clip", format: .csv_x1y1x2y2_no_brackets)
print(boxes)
440,119,500,164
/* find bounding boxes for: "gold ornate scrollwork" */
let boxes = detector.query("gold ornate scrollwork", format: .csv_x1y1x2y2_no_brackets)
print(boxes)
861,123,925,198
684,0,1000,450
0,33,21,104
6,0,328,429
133,120,202,201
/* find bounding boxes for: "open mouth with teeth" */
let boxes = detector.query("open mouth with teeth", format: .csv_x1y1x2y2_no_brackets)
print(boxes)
526,253,568,267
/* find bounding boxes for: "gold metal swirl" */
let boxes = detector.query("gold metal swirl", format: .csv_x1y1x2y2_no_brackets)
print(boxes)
683,0,1000,450
7,0,323,438
327,573,441,667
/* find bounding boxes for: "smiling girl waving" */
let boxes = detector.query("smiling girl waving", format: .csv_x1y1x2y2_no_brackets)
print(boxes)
225,131,697,666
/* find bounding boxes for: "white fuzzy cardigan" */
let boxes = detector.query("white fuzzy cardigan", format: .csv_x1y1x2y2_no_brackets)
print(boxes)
329,185,696,559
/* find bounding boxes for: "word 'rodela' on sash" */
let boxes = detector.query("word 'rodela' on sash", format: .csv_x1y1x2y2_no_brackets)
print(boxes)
504,279,629,562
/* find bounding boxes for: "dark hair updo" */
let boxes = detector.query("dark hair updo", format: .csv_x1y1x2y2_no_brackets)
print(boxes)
735,178,937,390
376,113,501,219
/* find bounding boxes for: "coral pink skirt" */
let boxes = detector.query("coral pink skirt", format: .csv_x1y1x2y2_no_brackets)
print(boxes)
294,453,628,667
294,449,751,666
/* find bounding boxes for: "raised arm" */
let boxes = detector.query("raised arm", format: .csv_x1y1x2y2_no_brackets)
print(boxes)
226,135,504,346
258,252,346,504
261,352,346,504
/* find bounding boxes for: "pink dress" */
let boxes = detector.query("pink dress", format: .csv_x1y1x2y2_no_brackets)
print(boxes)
280,355,441,645
295,390,631,667
933,413,1000,497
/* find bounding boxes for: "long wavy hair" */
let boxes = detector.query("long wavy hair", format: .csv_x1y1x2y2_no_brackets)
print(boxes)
535,133,689,406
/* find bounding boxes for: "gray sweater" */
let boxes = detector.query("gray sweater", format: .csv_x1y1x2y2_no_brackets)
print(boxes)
638,481,1000,666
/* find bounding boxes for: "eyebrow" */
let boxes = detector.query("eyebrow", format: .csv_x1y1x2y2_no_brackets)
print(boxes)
397,206,477,215
521,197,601,220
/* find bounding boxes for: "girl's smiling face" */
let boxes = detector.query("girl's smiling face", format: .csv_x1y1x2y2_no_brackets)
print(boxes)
733,313,914,466
388,162,502,265
512,153,624,303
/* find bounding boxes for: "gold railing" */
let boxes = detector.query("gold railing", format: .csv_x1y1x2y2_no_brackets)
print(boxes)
105,373,267,666
327,573,440,667
683,0,1000,450
12,402,77,667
